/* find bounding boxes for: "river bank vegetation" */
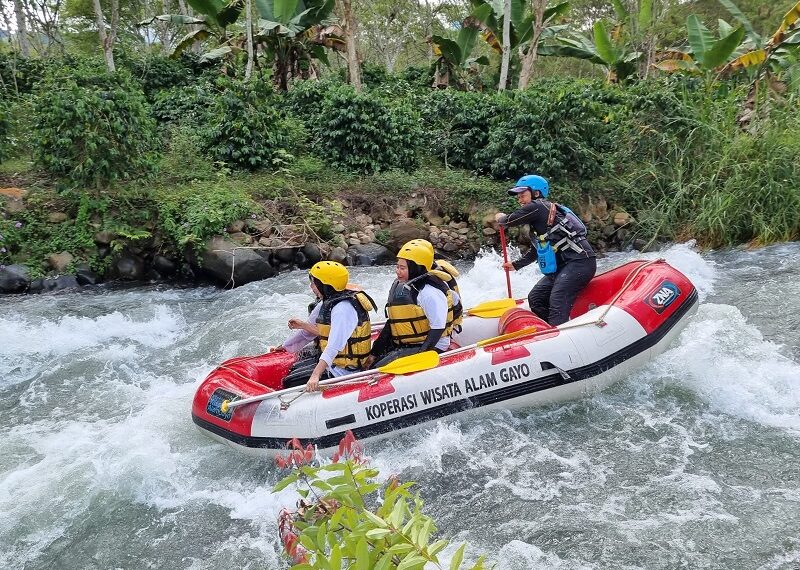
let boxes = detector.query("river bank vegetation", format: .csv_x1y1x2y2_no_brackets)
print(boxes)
1,0,799,292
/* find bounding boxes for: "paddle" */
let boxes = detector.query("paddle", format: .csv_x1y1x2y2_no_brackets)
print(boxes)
499,225,512,298
219,350,440,413
465,297,517,318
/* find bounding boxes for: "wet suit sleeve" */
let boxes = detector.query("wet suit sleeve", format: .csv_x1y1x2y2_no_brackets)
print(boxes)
498,202,550,271
370,323,392,359
419,328,444,352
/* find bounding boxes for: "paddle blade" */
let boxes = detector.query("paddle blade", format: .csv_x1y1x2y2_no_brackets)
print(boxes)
467,298,518,318
476,326,539,347
378,351,440,375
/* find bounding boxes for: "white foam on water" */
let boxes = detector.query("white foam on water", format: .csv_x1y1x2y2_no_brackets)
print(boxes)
495,539,595,570
0,305,185,357
654,303,800,435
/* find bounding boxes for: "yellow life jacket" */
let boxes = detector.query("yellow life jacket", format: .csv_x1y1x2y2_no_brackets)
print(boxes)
433,260,463,330
316,290,377,369
385,274,457,345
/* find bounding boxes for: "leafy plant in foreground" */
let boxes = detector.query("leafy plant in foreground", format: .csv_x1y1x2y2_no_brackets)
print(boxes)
273,433,488,569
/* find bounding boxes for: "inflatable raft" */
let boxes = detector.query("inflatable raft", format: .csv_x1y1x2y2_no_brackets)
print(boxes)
192,259,698,456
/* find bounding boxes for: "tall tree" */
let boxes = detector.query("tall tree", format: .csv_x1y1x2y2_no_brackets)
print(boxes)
91,0,119,71
499,0,511,90
245,0,254,79
518,0,549,89
13,0,31,57
340,0,362,90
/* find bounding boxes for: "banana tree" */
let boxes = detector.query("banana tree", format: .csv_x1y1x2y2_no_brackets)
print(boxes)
469,0,570,89
717,0,800,76
652,15,745,77
538,19,642,82
429,17,489,89
254,0,337,90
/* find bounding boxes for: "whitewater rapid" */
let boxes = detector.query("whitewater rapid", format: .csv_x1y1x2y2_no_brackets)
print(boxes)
1,242,798,569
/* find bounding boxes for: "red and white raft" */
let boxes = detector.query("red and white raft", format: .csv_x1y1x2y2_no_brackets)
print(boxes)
192,259,698,456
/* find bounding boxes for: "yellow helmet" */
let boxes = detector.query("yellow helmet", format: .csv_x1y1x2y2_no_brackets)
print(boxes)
407,239,434,254
398,240,434,271
309,261,349,292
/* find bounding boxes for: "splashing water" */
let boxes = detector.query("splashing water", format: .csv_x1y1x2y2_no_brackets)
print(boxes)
1,243,798,569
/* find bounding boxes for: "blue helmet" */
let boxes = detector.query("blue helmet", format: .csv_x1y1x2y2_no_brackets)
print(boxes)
508,174,549,198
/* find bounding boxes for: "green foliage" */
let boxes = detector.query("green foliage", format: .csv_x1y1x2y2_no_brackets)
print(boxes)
616,90,800,247
0,98,9,162
0,190,107,277
159,125,215,182
313,85,421,173
422,80,618,181
31,64,159,190
420,90,504,172
204,76,296,170
157,181,258,247
273,435,488,569
118,53,194,98
151,81,216,127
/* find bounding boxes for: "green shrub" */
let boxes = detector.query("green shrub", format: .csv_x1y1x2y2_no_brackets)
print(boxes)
151,82,216,128
0,99,9,162
273,433,488,569
159,125,215,182
204,76,295,170
420,90,503,173
479,81,618,181
119,53,193,98
157,182,258,247
313,85,421,173
31,64,158,190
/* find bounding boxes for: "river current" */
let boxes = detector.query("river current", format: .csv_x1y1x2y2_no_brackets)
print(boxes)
1,242,798,569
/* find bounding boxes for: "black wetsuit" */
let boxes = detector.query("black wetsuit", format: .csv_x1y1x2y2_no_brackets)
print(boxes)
500,200,597,326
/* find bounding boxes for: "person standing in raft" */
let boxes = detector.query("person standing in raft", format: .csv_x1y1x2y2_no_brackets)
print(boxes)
495,174,596,326
274,261,377,392
366,240,461,368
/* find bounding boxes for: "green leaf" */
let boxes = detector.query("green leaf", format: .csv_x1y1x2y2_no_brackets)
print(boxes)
637,0,652,32
397,554,426,570
704,25,745,69
610,0,628,23
449,543,466,570
363,511,389,528
592,20,618,65
356,537,369,570
686,15,715,66
431,35,463,65
365,528,392,540
717,0,760,43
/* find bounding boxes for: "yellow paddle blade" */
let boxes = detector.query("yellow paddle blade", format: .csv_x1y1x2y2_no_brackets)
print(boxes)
377,350,440,375
476,326,539,347
466,298,518,318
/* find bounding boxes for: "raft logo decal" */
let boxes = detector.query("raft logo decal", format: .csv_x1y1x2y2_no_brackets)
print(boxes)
363,364,531,421
207,388,239,422
644,280,681,314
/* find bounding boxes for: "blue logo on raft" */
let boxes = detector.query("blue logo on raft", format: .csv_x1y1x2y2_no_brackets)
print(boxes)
644,280,681,314
207,388,239,422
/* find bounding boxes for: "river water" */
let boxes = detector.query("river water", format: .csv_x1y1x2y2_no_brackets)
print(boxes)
1,242,799,570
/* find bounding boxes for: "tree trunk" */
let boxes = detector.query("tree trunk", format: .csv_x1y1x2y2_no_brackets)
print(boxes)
92,0,118,72
245,0,254,80
340,0,362,91
498,0,511,91
518,0,547,90
13,0,30,58
177,0,201,53
159,0,172,54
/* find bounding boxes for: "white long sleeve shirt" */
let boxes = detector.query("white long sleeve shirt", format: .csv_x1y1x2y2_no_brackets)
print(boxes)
416,284,458,352
282,301,359,377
